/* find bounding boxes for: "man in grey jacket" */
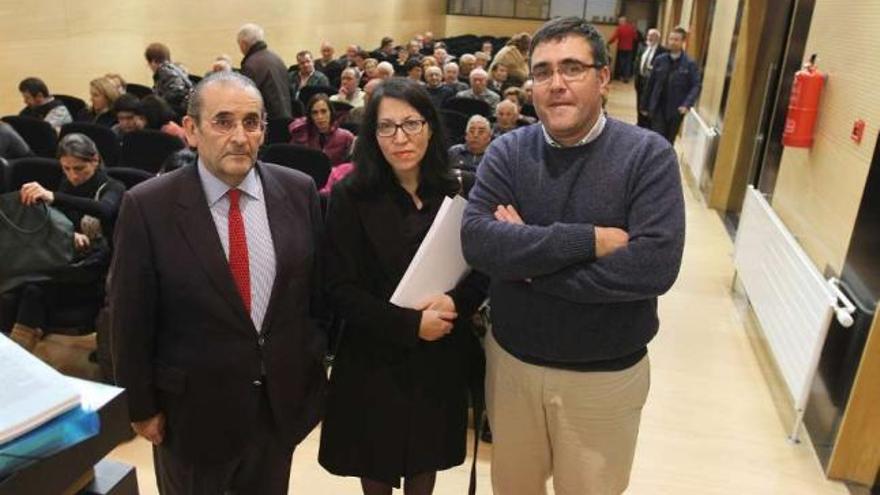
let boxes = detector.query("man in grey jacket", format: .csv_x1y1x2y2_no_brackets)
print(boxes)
462,17,685,495
238,23,292,119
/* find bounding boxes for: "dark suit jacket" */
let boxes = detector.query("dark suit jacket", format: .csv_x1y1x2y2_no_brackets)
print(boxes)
241,41,293,120
110,161,326,464
634,44,667,103
640,52,702,120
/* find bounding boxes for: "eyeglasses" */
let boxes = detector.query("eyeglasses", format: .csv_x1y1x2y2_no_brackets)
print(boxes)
376,119,427,137
209,116,266,134
530,61,604,85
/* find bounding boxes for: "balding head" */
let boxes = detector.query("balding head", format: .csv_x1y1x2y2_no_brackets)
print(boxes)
187,71,263,122
376,61,395,79
425,66,443,87
495,99,519,130
363,78,382,105
647,28,661,45
469,68,489,93
444,62,460,84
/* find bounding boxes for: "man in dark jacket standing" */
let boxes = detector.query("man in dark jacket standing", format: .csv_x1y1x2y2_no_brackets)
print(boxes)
238,23,292,120
640,27,702,143
144,42,192,118
634,28,666,128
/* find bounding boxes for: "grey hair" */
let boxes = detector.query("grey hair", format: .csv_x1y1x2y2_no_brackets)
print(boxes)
237,23,265,47
57,133,101,164
466,114,490,131
459,54,476,63
443,62,459,72
376,61,395,76
495,99,519,114
469,68,488,81
529,16,608,68
187,71,264,121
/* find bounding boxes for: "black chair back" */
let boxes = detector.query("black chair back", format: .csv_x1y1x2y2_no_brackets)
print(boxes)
54,94,88,120
1,116,58,158
298,86,337,106
266,117,293,145
125,83,153,99
60,122,121,167
4,157,62,192
329,101,353,124
260,144,331,189
339,121,360,136
443,97,493,119
106,167,155,190
291,99,306,119
119,130,185,173
440,110,469,146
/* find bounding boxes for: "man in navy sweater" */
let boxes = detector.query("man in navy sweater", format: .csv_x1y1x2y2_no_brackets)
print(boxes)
462,17,685,495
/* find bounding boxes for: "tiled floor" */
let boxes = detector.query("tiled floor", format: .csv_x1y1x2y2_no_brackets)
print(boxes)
107,81,850,494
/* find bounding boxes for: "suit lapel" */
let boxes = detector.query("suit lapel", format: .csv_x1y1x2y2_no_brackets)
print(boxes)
175,164,254,333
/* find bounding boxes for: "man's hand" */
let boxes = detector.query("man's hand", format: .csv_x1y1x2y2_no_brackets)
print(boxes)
73,233,91,252
595,227,629,258
132,413,165,445
19,182,54,206
418,310,457,341
678,106,689,115
494,205,524,225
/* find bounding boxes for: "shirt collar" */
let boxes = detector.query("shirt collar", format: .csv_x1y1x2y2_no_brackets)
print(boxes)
542,112,607,148
197,158,262,207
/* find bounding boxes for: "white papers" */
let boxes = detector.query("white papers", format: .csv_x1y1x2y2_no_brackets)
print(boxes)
0,334,81,445
391,195,471,309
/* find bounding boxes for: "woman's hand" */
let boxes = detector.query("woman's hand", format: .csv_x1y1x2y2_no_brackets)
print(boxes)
418,309,457,341
420,293,456,313
73,232,91,252
19,182,54,206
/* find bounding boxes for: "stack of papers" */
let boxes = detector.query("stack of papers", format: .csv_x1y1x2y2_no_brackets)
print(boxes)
391,195,471,309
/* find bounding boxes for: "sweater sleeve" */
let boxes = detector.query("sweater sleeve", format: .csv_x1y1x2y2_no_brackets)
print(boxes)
53,180,124,225
324,186,422,348
461,137,597,281
528,142,685,303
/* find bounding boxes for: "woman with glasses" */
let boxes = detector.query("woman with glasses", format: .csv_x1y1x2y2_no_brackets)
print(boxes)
288,93,354,165
318,78,487,495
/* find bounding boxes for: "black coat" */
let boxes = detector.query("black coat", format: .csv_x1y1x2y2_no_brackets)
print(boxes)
318,180,487,487
241,41,293,119
109,162,327,464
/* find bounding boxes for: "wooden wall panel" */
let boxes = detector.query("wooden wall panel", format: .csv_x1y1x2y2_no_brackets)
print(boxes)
695,0,739,129
0,0,446,116
771,0,880,275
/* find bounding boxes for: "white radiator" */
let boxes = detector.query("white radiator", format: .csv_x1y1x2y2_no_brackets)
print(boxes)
734,186,854,441
678,108,718,189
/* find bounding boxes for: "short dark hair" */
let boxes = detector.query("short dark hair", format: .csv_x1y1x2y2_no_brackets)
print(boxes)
347,78,457,197
404,58,423,73
144,42,171,64
305,93,334,127
529,16,608,67
141,95,177,129
672,26,688,39
380,37,394,49
18,77,49,97
113,93,144,115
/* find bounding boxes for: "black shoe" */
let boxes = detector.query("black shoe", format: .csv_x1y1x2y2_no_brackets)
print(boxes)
480,417,493,443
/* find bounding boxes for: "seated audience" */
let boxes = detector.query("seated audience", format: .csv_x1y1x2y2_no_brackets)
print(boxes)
481,40,494,59
474,51,490,70
443,63,469,93
488,63,513,94
0,121,33,159
144,42,192,117
209,54,233,74
331,68,366,108
522,79,534,104
373,36,397,63
316,41,345,85
489,33,531,86
424,66,454,109
404,59,424,84
421,56,439,73
81,77,121,128
448,114,492,172
360,58,379,87
18,77,73,132
347,78,382,126
289,93,355,165
7,133,124,368
456,68,501,108
502,87,537,124
376,61,395,80
341,44,362,67
140,95,187,143
433,47,453,66
458,54,476,82
289,50,331,100
111,94,146,140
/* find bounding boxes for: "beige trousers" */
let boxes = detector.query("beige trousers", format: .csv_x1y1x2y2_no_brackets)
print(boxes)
485,331,650,495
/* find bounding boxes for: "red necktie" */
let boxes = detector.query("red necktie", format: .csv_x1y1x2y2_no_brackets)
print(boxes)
227,189,251,313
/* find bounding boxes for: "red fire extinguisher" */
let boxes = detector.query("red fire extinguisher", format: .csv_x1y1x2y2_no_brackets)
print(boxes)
783,54,827,148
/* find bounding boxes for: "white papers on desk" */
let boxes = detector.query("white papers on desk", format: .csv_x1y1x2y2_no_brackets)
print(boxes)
391,195,471,309
0,334,81,445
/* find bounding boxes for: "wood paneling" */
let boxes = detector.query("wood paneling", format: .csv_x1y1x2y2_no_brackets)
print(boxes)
695,0,739,129
0,0,446,116
771,0,880,275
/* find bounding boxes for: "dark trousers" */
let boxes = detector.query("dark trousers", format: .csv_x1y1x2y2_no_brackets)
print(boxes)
15,280,104,330
634,76,651,128
153,389,294,495
615,50,634,80
651,112,685,144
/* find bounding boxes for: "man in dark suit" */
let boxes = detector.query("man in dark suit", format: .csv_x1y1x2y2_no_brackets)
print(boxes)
237,23,293,120
640,26,702,144
634,28,666,128
110,71,326,494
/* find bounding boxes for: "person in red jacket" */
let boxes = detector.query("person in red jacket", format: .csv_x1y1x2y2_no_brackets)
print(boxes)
607,15,638,83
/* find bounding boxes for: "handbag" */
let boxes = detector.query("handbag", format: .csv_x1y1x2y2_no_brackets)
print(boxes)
0,192,75,293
